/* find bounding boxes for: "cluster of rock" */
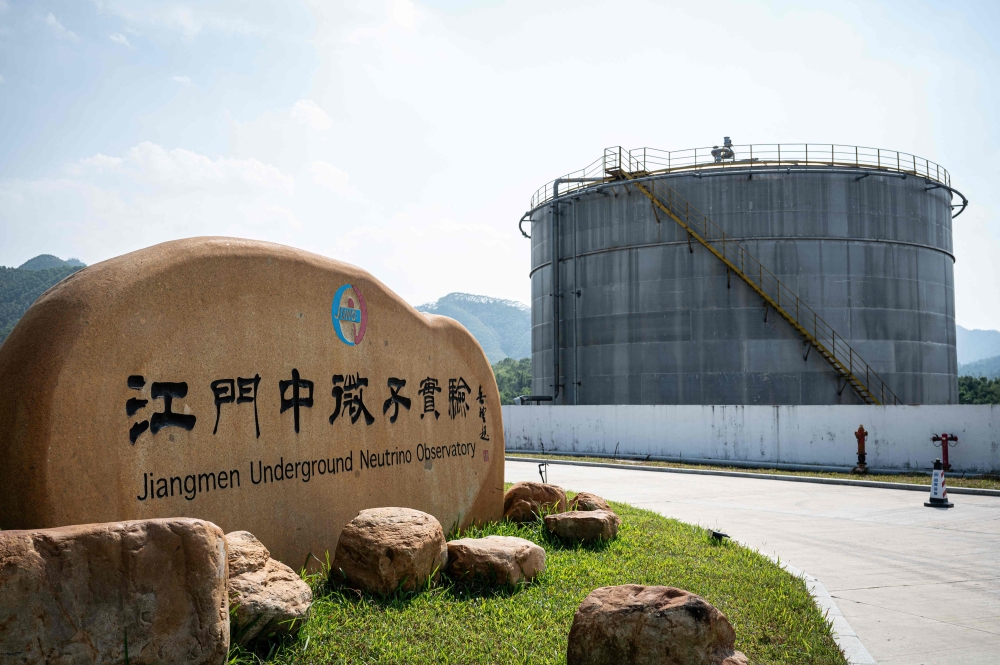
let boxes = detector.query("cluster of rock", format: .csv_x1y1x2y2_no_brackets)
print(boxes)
502,483,747,664
0,518,312,662
503,482,622,543
332,507,545,593
1,497,747,665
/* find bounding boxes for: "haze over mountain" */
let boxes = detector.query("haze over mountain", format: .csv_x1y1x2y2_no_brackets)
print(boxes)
959,355,1000,380
416,293,530,364
956,325,1000,365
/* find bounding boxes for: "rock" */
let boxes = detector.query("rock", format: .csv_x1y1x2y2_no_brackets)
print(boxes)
567,585,748,665
569,492,612,512
446,535,545,584
544,510,621,542
333,507,448,595
226,531,313,644
503,482,567,522
0,518,229,664
0,237,505,568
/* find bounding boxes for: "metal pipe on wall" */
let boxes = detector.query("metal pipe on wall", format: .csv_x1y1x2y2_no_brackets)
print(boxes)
551,179,561,400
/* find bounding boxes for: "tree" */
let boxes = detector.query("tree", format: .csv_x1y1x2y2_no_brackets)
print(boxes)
491,357,531,405
958,376,1000,405
0,265,83,344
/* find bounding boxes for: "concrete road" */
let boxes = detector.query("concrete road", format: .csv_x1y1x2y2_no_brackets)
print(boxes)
506,460,1000,665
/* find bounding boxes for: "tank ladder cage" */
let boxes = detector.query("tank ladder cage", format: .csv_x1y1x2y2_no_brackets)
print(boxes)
608,163,902,406
530,143,954,209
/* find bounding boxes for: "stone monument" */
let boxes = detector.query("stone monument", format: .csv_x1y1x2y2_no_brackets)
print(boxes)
0,238,504,566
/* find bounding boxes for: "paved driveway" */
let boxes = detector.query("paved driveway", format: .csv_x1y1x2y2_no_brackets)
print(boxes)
506,460,1000,665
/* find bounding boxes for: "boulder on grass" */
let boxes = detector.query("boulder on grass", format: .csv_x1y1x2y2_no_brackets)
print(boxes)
569,492,612,512
503,482,567,522
544,509,621,542
0,518,229,664
226,531,312,644
333,507,447,595
567,585,748,665
446,535,545,585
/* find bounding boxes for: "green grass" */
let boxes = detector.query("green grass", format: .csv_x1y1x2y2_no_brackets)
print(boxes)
513,452,1000,491
231,492,848,665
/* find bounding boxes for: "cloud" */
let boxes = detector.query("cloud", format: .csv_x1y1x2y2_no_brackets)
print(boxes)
108,32,131,47
0,74,5,85
45,13,78,41
0,142,303,266
172,75,192,86
290,100,333,131
308,161,353,195
0,0,8,13
227,99,337,173
102,142,295,193
75,154,124,171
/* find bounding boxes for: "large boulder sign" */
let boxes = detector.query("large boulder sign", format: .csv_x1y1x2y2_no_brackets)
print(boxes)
0,238,504,566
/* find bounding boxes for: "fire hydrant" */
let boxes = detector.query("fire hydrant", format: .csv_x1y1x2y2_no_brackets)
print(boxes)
931,433,958,471
853,425,868,474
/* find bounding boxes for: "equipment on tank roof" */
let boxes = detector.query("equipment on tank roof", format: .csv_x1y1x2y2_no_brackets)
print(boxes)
711,136,736,162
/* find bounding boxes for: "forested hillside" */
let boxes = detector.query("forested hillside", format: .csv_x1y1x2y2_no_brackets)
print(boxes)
0,263,85,343
491,357,531,405
417,293,530,363
958,354,1000,381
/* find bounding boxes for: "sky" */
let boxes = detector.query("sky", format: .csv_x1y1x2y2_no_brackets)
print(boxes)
0,0,998,327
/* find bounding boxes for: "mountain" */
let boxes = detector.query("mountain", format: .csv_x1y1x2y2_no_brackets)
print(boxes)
18,254,86,271
0,257,87,344
958,354,1000,380
956,325,1000,365
416,293,530,364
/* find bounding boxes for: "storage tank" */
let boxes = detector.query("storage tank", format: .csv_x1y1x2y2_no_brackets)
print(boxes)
521,143,966,405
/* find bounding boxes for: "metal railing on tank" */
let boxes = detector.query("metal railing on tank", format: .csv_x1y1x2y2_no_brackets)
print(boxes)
530,143,951,208
601,149,902,405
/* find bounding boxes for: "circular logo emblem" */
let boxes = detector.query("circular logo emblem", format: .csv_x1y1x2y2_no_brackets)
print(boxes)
331,283,368,346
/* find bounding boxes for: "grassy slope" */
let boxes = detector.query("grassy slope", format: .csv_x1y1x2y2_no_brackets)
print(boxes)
247,498,846,665
512,453,1000,490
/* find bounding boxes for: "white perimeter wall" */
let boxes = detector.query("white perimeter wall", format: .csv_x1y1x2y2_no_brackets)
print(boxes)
502,405,1000,473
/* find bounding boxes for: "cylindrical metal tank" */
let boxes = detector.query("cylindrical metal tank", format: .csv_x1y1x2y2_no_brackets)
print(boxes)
526,144,963,405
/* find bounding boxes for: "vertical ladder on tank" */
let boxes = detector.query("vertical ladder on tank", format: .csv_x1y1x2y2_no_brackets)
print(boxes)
604,148,901,406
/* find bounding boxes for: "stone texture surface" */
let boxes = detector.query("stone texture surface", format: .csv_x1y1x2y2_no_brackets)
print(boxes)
544,510,621,542
0,238,504,568
569,491,611,512
333,507,448,595
567,585,748,665
503,482,567,522
0,518,229,664
226,531,312,644
446,535,545,585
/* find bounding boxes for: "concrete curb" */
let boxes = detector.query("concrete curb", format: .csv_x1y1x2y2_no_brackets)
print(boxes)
506,456,1000,497
768,556,877,665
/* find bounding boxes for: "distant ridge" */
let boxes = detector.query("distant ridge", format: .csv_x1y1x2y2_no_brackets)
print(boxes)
957,325,1000,365
1,255,87,344
959,354,1000,380
18,254,86,271
417,292,530,364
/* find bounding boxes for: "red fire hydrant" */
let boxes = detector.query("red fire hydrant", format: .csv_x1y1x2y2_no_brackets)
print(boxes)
931,433,958,471
853,425,868,473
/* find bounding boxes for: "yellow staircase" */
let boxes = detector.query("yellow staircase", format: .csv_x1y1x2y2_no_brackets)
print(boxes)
606,155,900,406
